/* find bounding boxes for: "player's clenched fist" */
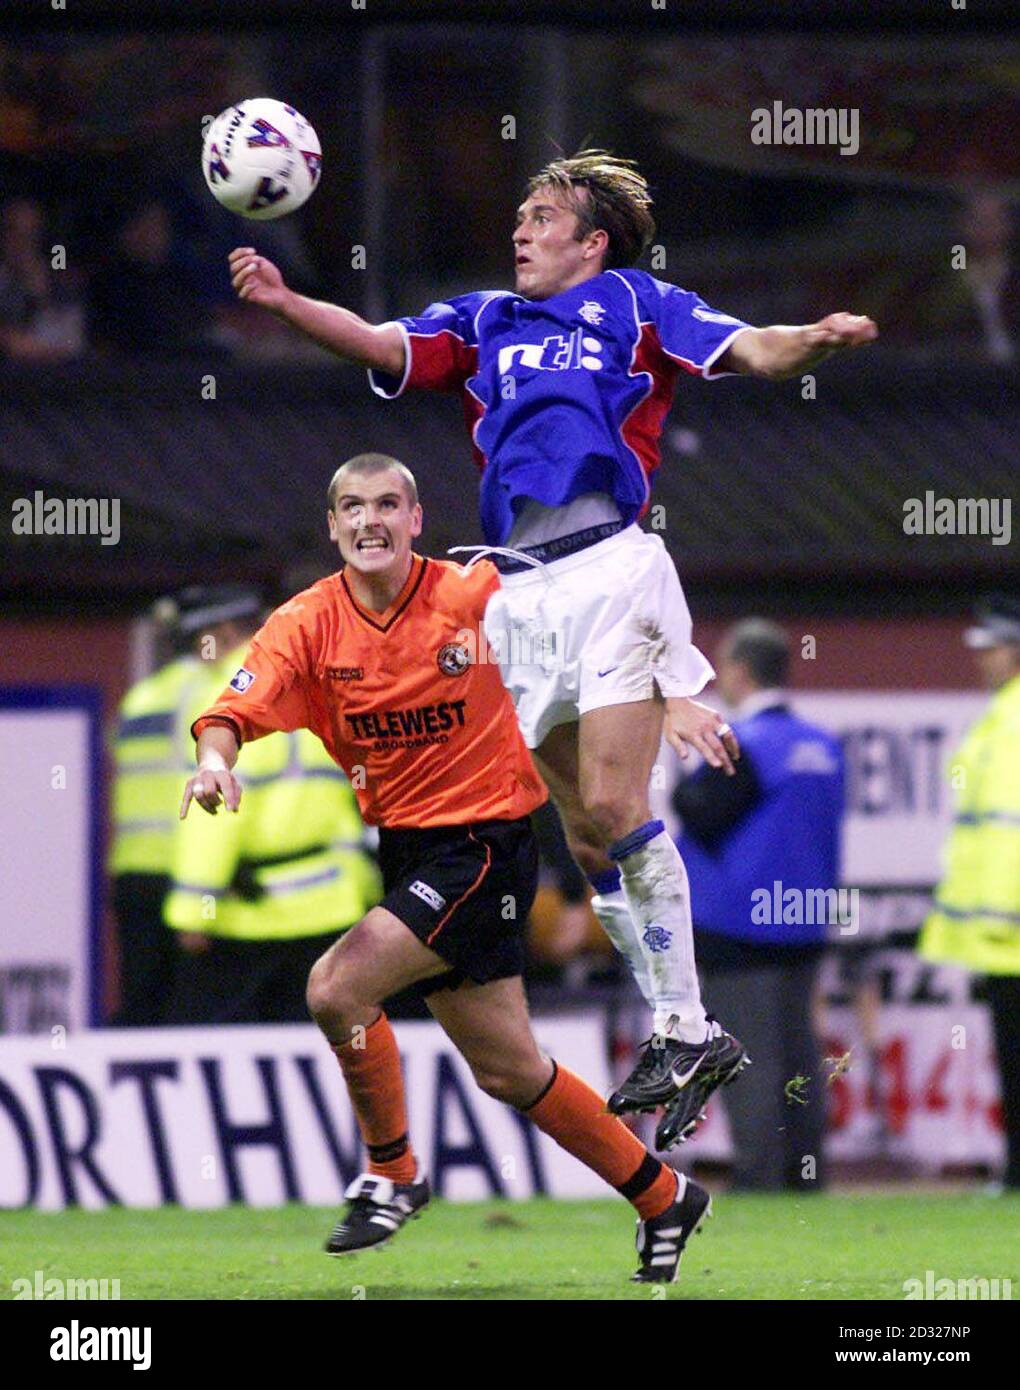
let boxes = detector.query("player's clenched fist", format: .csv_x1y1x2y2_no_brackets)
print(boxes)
180,767,243,818
228,246,288,311
807,312,878,349
663,696,740,776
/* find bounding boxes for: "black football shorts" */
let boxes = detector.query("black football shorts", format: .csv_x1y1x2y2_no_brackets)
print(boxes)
377,815,539,993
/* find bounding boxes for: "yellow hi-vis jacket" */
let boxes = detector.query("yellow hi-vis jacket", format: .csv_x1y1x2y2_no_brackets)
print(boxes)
164,649,380,941
919,672,1020,976
109,655,207,877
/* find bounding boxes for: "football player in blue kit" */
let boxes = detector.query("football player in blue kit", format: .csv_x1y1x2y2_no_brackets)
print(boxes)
228,150,876,1148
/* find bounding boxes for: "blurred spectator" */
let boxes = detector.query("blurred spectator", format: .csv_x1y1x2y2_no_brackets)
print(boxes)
918,594,1020,1190
90,201,215,356
673,619,844,1192
108,598,202,1026
163,592,381,1025
108,585,265,1026
0,198,84,363
958,192,1016,366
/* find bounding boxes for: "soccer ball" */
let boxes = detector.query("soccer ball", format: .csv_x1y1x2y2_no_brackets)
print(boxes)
202,98,322,220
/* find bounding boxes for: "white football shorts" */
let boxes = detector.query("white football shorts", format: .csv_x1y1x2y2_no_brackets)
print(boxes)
482,525,714,750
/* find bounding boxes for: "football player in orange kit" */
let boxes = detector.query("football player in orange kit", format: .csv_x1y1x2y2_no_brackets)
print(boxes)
180,452,711,1284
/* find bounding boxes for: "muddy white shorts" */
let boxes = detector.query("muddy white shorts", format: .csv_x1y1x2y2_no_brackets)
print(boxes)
481,525,714,750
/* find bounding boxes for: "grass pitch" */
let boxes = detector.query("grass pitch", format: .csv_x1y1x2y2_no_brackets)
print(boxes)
1,1193,1017,1300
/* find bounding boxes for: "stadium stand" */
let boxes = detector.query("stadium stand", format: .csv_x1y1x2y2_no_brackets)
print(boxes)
2,353,1015,601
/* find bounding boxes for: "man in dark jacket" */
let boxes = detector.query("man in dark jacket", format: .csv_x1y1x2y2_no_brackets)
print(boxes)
670,619,845,1190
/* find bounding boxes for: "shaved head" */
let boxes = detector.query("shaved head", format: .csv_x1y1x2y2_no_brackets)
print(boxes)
328,453,418,511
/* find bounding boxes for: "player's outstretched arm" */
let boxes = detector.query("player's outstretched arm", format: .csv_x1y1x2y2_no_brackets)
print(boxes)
722,312,878,380
180,725,243,818
227,247,405,376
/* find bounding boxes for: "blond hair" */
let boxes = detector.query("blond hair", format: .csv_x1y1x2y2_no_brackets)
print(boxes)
526,149,656,268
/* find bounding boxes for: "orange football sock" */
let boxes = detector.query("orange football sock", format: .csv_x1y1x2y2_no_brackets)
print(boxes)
524,1062,678,1220
332,1011,417,1184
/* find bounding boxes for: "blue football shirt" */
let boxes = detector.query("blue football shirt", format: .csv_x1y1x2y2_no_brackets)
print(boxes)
369,268,750,546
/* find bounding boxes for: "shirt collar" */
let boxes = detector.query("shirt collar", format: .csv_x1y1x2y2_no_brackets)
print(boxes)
734,688,788,719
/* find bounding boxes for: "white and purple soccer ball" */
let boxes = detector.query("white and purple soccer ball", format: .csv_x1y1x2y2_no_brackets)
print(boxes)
202,98,322,220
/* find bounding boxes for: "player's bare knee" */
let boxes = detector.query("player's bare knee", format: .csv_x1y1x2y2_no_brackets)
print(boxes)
580,788,643,846
470,1069,509,1104
472,1057,550,1108
473,1070,533,1107
305,954,338,1026
306,952,360,1030
553,797,609,863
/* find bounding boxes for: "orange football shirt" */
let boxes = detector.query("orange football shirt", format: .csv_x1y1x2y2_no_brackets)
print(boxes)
193,555,547,829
